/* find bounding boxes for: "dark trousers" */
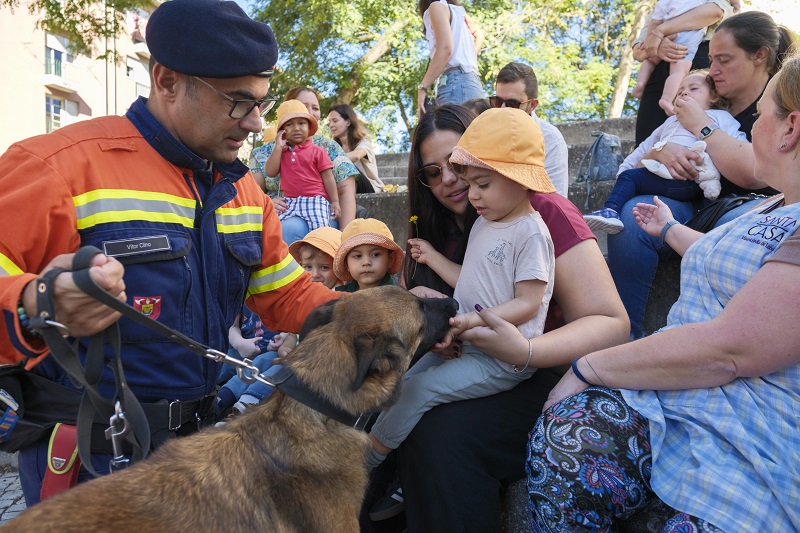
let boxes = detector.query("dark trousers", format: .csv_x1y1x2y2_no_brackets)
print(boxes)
635,41,711,145
382,367,564,533
605,168,703,213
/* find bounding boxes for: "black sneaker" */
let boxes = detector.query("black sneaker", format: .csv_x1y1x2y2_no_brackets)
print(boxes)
369,474,405,521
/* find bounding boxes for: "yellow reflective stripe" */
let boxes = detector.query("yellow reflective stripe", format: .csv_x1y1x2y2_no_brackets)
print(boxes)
73,189,196,230
0,254,23,276
247,255,304,296
215,206,263,234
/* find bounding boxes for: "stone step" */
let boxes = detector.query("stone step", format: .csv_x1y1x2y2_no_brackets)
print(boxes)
555,116,637,145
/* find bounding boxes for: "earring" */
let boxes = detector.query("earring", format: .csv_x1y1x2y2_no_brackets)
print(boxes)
781,143,788,149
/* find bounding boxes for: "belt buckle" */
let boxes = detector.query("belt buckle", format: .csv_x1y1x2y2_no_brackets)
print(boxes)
168,400,182,431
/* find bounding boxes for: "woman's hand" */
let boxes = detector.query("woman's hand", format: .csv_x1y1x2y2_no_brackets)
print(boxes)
673,96,708,136
648,33,687,62
418,89,430,119
454,306,529,363
272,195,287,215
633,196,675,238
408,238,437,265
542,371,590,411
644,142,703,180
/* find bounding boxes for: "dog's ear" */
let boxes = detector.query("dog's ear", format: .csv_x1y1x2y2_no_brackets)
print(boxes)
352,333,406,391
300,298,339,339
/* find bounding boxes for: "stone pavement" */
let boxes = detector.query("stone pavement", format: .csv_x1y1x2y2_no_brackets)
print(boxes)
0,465,24,524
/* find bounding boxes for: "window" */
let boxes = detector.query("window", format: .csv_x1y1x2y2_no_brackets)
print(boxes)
45,47,63,76
46,96,63,132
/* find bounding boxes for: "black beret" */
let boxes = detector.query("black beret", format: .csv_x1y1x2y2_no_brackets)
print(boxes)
146,0,278,78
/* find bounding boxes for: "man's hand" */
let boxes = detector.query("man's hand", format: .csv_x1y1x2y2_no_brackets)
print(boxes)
23,253,126,338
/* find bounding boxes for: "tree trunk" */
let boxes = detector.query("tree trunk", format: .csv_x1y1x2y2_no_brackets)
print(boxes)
608,0,654,118
337,20,405,104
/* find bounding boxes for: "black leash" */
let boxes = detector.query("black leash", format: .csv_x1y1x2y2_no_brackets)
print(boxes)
30,246,371,473
29,247,151,476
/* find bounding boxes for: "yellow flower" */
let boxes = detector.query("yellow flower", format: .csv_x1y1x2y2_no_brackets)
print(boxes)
409,215,418,223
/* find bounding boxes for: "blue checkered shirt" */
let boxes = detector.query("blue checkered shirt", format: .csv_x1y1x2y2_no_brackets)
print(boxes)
623,202,800,531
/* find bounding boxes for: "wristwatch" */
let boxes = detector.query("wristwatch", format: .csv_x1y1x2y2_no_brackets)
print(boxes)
417,83,428,92
698,124,719,140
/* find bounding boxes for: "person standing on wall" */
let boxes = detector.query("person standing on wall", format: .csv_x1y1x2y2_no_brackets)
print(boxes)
417,0,485,117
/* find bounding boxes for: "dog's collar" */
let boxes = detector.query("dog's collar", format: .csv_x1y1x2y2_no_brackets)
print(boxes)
270,367,375,430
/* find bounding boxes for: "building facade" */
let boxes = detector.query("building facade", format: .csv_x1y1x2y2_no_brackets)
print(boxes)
0,8,152,153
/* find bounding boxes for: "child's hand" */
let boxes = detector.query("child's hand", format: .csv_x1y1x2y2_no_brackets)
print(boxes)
731,0,741,13
277,344,294,358
232,336,264,358
277,333,298,358
330,201,341,221
267,333,288,351
408,238,436,265
633,196,675,238
448,311,482,338
276,130,287,151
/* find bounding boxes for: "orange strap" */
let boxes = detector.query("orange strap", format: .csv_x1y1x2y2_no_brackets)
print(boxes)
40,423,82,501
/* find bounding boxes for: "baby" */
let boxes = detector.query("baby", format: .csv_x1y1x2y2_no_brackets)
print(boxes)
632,0,740,114
586,70,747,235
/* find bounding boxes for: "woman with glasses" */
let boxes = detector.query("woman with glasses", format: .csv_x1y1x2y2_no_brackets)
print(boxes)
417,0,485,118
364,104,628,532
250,87,360,244
328,103,385,194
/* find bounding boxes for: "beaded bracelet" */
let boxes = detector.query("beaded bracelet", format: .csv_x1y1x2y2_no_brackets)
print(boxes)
571,357,593,385
16,298,40,338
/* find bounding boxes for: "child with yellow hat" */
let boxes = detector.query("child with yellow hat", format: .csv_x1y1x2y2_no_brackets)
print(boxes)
366,108,556,477
263,99,341,230
333,219,404,292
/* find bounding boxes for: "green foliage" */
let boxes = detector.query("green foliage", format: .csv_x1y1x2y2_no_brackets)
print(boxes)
255,0,642,151
1,0,155,58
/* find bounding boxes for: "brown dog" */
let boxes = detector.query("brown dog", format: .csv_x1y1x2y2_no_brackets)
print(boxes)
2,286,458,532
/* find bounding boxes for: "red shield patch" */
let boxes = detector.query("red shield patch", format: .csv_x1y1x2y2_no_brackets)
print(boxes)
133,296,162,320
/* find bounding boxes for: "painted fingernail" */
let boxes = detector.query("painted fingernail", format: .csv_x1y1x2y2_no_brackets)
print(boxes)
474,304,483,312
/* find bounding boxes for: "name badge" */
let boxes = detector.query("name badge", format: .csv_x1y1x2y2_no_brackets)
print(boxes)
102,235,172,257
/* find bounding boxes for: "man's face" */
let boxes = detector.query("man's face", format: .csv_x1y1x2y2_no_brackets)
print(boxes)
494,79,538,114
173,75,270,163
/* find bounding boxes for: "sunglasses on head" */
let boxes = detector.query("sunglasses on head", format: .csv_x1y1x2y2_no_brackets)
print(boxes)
488,95,535,109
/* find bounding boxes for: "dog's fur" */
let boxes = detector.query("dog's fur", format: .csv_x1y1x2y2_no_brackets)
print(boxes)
3,286,457,532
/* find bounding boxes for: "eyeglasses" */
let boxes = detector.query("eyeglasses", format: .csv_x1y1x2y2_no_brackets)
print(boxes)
416,160,460,188
192,76,278,119
488,95,535,110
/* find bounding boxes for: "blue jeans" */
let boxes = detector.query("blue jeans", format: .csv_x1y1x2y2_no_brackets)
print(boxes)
281,216,339,245
606,195,762,339
436,67,484,106
218,350,278,404
605,168,702,213
240,363,283,402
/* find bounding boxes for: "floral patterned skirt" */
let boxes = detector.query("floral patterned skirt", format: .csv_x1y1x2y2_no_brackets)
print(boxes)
526,387,722,533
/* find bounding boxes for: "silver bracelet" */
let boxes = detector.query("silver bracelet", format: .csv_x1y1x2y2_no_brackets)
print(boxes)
513,338,533,373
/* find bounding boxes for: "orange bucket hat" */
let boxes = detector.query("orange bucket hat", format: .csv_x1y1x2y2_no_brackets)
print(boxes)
288,226,342,263
275,99,318,136
333,219,404,282
449,107,555,194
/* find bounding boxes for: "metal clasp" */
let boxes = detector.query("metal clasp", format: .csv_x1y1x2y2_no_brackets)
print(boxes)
105,401,130,472
168,400,182,431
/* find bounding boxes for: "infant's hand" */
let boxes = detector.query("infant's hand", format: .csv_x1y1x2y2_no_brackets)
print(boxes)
267,333,287,351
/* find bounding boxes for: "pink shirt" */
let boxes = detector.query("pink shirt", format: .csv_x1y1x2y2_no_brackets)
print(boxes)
279,139,334,199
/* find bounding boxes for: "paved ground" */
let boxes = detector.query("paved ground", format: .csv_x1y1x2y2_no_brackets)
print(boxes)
0,466,24,524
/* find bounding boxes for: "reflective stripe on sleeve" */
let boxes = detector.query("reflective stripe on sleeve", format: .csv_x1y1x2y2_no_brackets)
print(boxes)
73,189,196,230
0,254,23,276
215,206,263,234
247,254,304,296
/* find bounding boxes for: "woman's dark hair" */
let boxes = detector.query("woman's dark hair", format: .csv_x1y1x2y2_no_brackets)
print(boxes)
403,104,478,295
328,103,368,150
715,11,798,75
418,0,460,19
462,97,491,115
